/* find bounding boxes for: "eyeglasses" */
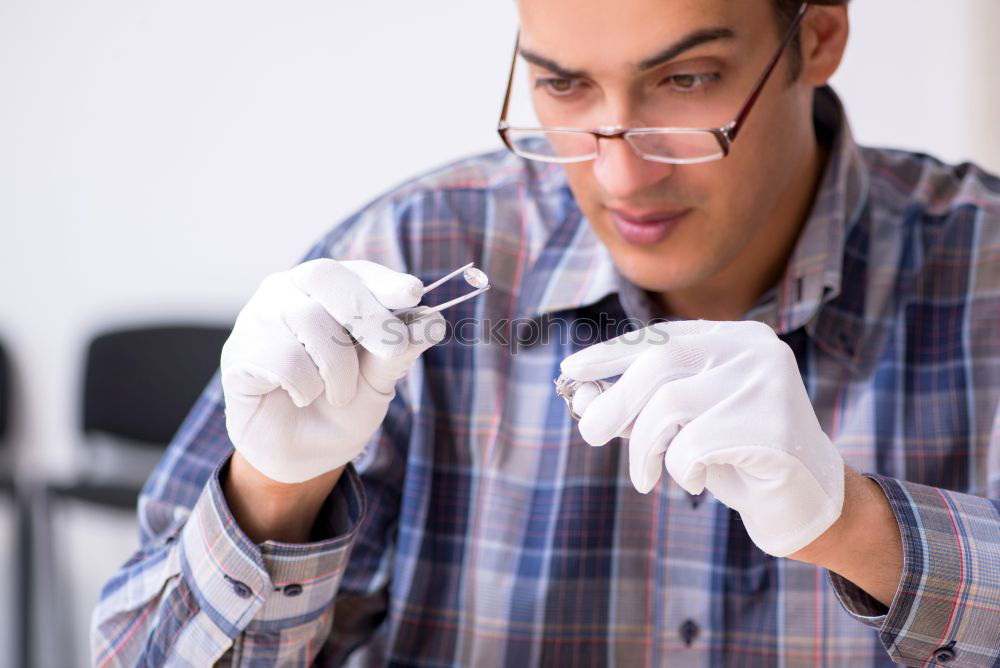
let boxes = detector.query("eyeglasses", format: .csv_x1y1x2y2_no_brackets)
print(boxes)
497,2,809,165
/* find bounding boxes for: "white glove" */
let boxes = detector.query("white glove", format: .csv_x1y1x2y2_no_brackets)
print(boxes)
220,258,446,484
559,320,844,557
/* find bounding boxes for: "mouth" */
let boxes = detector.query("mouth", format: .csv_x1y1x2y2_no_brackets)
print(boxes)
608,207,690,246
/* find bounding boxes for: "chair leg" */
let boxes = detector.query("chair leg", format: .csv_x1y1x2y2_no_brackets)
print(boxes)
16,485,32,668
25,485,74,667
34,487,76,667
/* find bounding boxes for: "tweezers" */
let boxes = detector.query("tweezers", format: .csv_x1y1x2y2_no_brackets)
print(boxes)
393,262,490,323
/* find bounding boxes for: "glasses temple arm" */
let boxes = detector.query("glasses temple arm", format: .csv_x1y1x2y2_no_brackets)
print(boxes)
728,1,809,142
498,31,521,136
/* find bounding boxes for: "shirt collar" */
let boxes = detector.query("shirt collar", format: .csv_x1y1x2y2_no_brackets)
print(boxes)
515,205,621,320
514,166,622,320
522,86,871,346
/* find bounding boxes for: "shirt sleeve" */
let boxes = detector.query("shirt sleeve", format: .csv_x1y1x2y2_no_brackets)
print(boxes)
828,474,1000,668
89,370,368,667
91,198,431,665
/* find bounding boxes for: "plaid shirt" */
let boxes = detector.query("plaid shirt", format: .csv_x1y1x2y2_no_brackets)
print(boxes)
93,87,1000,667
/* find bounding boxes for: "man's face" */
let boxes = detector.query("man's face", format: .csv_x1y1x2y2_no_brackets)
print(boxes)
515,0,819,294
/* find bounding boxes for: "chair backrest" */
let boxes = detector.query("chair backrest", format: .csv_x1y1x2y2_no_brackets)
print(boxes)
82,325,230,445
0,340,7,443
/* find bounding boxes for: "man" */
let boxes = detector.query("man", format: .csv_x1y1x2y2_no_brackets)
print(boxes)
93,0,1000,665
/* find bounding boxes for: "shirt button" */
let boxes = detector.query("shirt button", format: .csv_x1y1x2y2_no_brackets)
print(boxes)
679,619,700,647
283,583,304,597
225,575,253,599
933,642,956,664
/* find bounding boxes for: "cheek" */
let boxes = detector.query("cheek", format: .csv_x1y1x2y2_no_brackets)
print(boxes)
722,139,791,225
561,163,599,204
560,163,610,231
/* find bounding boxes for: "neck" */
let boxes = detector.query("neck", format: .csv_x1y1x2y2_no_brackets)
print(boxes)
655,137,829,322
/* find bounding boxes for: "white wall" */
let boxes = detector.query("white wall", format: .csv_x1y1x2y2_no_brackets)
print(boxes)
1,1,998,665
831,0,1000,171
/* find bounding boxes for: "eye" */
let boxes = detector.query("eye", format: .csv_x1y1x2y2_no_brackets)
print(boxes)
662,72,720,93
535,77,584,97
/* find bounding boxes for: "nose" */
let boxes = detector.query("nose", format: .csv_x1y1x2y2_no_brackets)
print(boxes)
592,135,674,201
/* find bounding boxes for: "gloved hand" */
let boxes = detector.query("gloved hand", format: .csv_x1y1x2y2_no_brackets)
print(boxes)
559,320,844,557
220,258,446,484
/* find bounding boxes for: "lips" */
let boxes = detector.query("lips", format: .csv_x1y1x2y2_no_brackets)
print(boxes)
608,207,689,246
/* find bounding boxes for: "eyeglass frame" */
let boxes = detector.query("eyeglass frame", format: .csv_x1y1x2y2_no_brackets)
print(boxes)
496,1,810,164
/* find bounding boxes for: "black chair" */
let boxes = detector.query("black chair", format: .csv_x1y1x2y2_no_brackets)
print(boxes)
0,340,11,492
60,324,231,506
0,339,29,668
30,324,230,666
0,340,8,467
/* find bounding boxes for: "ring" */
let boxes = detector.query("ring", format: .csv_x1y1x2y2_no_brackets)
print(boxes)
553,374,609,421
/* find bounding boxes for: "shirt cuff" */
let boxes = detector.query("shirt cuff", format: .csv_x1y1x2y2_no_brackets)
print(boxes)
829,474,1000,667
179,454,366,641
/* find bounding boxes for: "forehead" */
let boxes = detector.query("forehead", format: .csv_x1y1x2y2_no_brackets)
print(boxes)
515,0,769,73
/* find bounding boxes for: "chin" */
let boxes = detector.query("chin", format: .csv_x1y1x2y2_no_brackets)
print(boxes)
612,250,707,294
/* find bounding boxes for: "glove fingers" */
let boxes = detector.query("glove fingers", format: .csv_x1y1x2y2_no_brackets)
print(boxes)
290,258,409,360
559,324,669,382
361,309,447,395
559,320,720,382
280,290,360,407
576,339,707,446
221,273,326,408
339,259,425,309
626,379,704,493
221,360,280,399
570,381,604,426
222,349,323,409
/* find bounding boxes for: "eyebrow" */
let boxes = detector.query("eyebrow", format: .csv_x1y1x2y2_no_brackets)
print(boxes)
518,27,736,79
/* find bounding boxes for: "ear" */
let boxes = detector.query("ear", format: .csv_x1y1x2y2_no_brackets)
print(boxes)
799,6,849,87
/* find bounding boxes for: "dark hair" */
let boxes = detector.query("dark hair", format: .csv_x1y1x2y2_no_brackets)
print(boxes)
772,0,850,80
